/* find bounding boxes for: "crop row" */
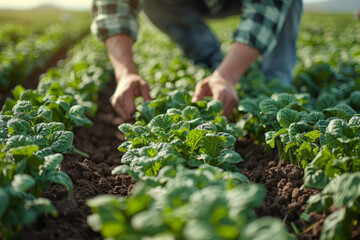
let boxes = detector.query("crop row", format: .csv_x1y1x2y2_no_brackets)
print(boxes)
237,71,360,239
86,21,294,240
234,14,360,239
0,36,112,239
87,87,293,239
0,19,90,92
87,15,360,240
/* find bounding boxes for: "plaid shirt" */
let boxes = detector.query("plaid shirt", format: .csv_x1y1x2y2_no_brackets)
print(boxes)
91,0,293,56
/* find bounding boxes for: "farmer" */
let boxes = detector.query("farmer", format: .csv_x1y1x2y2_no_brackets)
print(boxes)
91,0,303,120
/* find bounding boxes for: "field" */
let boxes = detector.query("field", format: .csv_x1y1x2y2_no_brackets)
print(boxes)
0,8,360,240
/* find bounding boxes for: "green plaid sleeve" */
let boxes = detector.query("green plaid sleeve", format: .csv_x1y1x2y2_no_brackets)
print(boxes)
91,0,140,41
234,0,293,56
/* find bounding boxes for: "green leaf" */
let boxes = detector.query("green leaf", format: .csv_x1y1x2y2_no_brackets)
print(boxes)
40,154,63,173
312,146,332,170
217,150,243,164
329,173,360,208
131,136,149,149
118,123,134,135
304,130,322,142
320,208,351,240
326,119,353,139
195,122,217,132
186,129,207,153
7,118,31,135
316,93,337,110
184,220,214,240
5,135,35,150
238,98,259,114
288,122,312,136
48,122,65,133
35,147,53,159
259,99,279,115
12,174,36,192
112,165,131,175
306,193,333,213
241,218,295,240
272,93,298,107
265,128,287,148
276,108,300,128
182,106,200,120
50,171,73,197
11,85,26,100
10,144,39,156
122,149,139,164
31,197,58,215
306,112,326,126
66,105,93,127
51,130,74,153
131,210,166,234
296,142,318,163
171,121,190,139
167,90,192,109
149,114,173,133
303,165,329,189
200,134,227,158
349,116,360,130
323,104,356,120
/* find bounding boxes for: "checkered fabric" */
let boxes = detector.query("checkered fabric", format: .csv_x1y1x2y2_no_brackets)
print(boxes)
91,0,140,41
91,0,293,56
234,0,292,56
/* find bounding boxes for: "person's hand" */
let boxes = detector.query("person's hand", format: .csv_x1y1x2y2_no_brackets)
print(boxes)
192,70,238,117
111,73,151,121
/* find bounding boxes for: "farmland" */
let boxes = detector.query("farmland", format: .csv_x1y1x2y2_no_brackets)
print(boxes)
0,8,360,240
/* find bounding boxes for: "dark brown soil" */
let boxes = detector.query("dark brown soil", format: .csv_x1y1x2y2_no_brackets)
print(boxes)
236,139,360,240
235,139,324,239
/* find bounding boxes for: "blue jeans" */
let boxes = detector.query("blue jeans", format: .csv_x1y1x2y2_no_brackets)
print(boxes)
143,0,303,85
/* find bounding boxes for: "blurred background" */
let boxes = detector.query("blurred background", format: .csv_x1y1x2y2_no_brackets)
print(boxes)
0,0,359,12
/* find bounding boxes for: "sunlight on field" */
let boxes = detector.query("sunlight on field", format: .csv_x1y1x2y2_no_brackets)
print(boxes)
0,0,91,10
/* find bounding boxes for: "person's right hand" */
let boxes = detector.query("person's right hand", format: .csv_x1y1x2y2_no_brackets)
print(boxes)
111,73,151,121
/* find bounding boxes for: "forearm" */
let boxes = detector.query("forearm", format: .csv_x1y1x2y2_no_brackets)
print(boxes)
105,34,138,82
216,42,259,85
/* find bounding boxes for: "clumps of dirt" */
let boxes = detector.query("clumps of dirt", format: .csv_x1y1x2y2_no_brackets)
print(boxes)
235,138,323,239
20,80,136,240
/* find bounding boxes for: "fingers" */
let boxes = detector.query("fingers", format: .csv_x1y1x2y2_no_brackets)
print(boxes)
140,81,152,102
192,80,211,102
224,93,239,117
111,92,135,121
212,85,238,117
112,76,151,121
222,96,238,117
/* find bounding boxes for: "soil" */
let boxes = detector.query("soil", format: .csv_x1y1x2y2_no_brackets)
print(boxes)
19,80,136,240
16,80,360,240
235,140,323,239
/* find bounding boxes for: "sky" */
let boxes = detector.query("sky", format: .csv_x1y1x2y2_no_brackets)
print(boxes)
0,0,333,10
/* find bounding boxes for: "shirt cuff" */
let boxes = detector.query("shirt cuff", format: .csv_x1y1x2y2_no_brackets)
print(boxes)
91,0,139,41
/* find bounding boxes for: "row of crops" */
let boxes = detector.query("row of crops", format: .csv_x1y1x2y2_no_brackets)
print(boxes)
0,13,90,92
0,36,113,238
1,12,359,240
87,14,360,240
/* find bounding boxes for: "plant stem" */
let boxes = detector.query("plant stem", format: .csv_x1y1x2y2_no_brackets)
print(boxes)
73,148,90,158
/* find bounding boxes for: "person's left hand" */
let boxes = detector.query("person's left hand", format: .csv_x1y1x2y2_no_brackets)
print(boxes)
192,70,239,117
